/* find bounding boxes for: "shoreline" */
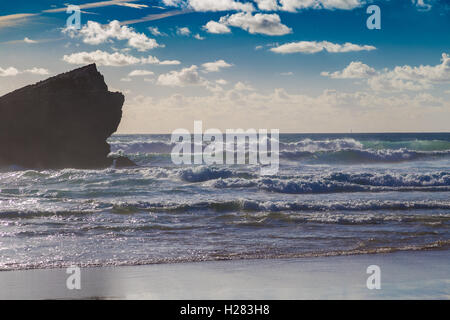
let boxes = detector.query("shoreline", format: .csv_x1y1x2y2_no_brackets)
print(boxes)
1,250,448,300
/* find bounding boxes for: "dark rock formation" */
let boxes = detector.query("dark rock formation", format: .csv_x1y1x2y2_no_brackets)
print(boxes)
114,156,138,168
0,64,135,169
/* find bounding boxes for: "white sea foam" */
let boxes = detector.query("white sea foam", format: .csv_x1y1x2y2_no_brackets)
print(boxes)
1,134,449,271
203,171,450,193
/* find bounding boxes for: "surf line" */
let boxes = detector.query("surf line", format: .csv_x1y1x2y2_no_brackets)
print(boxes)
171,120,279,175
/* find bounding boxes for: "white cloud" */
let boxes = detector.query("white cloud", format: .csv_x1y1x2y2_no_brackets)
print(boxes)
110,87,132,94
271,41,376,54
322,53,450,92
0,67,20,77
128,70,155,77
321,61,376,79
161,0,182,6
254,0,365,12
177,27,191,36
62,50,181,66
190,0,255,11
194,34,205,40
24,67,50,75
203,21,232,34
211,12,292,36
216,79,228,85
157,65,206,87
387,53,450,83
234,81,254,91
141,56,181,65
148,27,166,36
162,0,366,12
377,53,450,91
162,0,255,12
412,0,432,11
226,12,292,36
119,87,450,134
23,37,37,44
201,60,233,73
206,84,225,93
254,0,280,11
64,20,159,52
280,71,294,76
63,50,141,66
279,0,364,11
0,66,49,76
368,76,431,92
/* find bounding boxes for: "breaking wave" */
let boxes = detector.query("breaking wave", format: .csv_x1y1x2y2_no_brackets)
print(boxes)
2,134,449,271
280,148,450,163
2,198,450,218
109,137,450,165
109,199,450,215
204,171,450,193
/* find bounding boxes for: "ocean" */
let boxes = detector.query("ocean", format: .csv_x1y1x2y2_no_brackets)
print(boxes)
0,133,449,271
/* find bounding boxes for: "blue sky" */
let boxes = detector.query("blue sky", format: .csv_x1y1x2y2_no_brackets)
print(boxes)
0,0,449,133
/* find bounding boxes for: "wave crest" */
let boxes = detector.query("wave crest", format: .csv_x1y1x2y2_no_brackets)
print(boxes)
205,171,450,193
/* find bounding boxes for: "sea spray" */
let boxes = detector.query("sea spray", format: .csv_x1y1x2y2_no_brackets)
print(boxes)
170,121,280,175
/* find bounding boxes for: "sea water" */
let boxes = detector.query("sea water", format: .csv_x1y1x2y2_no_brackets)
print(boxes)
0,133,449,270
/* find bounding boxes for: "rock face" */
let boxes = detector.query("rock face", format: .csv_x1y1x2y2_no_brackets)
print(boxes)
0,64,132,169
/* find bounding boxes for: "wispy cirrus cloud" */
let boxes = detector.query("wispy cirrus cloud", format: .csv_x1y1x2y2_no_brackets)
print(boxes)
43,0,147,13
116,2,148,9
2,37,63,45
0,1,177,30
120,10,191,25
0,13,37,29
3,37,38,44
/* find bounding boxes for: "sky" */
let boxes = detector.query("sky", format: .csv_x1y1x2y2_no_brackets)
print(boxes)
0,0,449,133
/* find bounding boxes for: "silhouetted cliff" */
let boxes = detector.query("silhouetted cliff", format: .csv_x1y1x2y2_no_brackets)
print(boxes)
0,64,133,169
